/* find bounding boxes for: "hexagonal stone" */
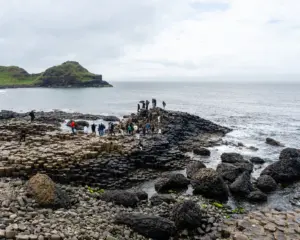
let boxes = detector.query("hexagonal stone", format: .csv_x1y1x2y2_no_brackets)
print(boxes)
274,230,286,240
233,233,249,240
264,223,277,232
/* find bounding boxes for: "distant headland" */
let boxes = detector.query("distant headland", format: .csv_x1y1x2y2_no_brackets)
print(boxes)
0,61,112,88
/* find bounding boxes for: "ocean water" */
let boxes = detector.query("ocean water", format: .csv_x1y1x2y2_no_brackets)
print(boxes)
0,82,300,173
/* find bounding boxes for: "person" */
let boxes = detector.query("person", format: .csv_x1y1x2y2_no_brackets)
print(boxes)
70,120,76,134
127,124,132,135
145,122,151,133
152,98,157,108
146,100,150,110
83,126,88,134
119,128,124,136
138,140,143,150
110,122,115,135
137,104,140,113
29,110,35,122
98,123,106,136
142,101,146,109
91,123,96,134
136,128,140,140
19,129,26,143
126,122,129,134
151,124,155,133
142,126,146,135
130,123,134,135
162,101,166,109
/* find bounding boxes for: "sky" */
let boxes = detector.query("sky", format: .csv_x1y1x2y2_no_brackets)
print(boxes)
0,0,300,81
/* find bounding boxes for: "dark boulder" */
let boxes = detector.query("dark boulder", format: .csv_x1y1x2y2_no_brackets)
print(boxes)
150,194,176,206
76,120,89,128
193,148,211,156
191,168,229,201
261,148,300,183
186,161,206,179
236,162,254,173
216,161,253,183
172,200,203,229
154,174,190,193
221,152,247,164
115,213,176,240
229,172,253,197
131,190,148,201
179,145,192,153
216,163,242,183
248,190,267,202
99,190,139,207
101,116,120,122
266,138,284,147
256,175,277,192
250,157,265,164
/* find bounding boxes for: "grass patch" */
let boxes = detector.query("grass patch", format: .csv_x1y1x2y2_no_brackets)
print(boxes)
231,207,245,214
87,186,105,194
212,202,224,208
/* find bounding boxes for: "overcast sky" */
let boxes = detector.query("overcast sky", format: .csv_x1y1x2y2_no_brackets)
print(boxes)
0,0,300,81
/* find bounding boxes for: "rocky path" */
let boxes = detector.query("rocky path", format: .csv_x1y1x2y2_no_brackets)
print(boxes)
0,177,229,240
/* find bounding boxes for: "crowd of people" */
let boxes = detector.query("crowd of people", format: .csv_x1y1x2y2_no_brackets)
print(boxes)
20,99,166,142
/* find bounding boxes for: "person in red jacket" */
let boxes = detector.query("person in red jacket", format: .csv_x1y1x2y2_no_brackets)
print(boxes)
70,120,76,134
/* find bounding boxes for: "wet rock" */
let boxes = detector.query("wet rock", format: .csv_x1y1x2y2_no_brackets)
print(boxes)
248,146,259,151
216,163,243,183
290,193,300,207
247,190,267,202
256,175,277,192
266,138,284,147
230,172,253,197
74,120,89,130
261,148,300,183
186,161,206,179
99,190,139,207
193,148,211,156
131,190,148,201
27,173,71,208
233,233,249,240
172,200,203,229
250,157,265,164
115,213,176,240
216,159,253,183
191,168,229,201
154,173,189,193
150,194,176,206
221,153,247,164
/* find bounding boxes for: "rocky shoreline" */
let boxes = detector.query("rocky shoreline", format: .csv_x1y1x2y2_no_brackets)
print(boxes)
0,108,300,239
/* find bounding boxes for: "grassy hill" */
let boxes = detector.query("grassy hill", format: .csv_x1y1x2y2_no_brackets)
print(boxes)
0,66,39,86
0,61,111,88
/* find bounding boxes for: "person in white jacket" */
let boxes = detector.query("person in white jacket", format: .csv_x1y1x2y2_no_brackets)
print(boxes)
83,126,88,134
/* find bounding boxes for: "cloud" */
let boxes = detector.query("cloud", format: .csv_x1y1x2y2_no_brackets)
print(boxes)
0,0,300,80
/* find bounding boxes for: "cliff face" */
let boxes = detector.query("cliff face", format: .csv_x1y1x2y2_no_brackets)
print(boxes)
0,61,112,88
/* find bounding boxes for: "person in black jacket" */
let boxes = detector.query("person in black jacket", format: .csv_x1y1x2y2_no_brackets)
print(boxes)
91,123,96,134
29,110,35,122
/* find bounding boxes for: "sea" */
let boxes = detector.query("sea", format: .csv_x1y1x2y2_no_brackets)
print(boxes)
1,82,300,209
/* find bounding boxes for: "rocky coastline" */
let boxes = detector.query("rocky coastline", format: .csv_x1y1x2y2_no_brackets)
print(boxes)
0,108,300,240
